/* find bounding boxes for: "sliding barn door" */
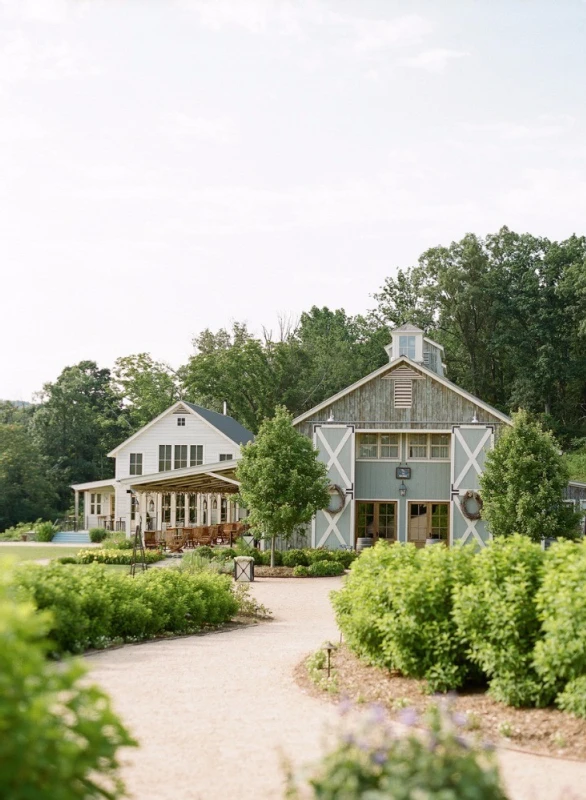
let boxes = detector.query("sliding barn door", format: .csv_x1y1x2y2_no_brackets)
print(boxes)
313,424,355,549
450,424,494,547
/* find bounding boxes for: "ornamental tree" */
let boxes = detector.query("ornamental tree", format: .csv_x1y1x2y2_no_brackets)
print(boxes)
480,410,581,542
236,406,330,566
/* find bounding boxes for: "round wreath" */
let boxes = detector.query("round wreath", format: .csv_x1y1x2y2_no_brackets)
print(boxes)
326,484,346,514
460,490,483,521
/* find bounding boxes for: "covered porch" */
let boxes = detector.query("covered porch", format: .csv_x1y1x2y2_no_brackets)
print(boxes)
70,478,123,532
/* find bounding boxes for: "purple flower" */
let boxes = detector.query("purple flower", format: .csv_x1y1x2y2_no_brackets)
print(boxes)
398,708,419,727
341,733,355,746
371,750,387,765
369,703,386,724
338,697,352,716
452,712,468,728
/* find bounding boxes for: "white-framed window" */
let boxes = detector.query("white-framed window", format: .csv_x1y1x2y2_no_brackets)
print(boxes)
176,494,185,523
221,497,227,522
219,453,233,462
130,494,138,522
357,433,400,459
189,494,197,524
177,417,186,426
398,335,416,359
129,453,143,476
159,445,172,472
202,499,208,525
162,494,171,523
408,433,450,460
174,445,187,470
90,493,102,515
190,445,203,467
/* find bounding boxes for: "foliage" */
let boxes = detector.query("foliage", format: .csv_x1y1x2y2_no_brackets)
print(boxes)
35,520,58,542
76,548,164,565
231,583,272,618
480,410,580,542
0,559,136,798
57,556,78,565
89,527,108,543
236,406,330,566
533,540,586,716
213,547,237,562
15,562,238,654
102,533,133,550
112,353,180,430
282,549,310,568
307,560,345,577
261,549,283,566
0,521,34,541
306,646,338,693
333,542,477,693
453,535,549,707
195,545,214,559
565,440,586,482
293,565,309,577
288,702,507,800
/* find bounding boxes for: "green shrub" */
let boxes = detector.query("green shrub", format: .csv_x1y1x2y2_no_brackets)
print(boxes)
15,562,239,654
213,547,237,562
76,548,164,565
57,556,78,565
293,565,309,577
282,549,310,568
0,521,34,541
327,549,358,569
533,539,586,716
103,532,133,549
307,559,345,577
89,527,108,543
261,549,283,566
195,545,214,559
306,549,336,564
288,703,507,800
35,521,57,542
0,561,136,798
453,535,549,707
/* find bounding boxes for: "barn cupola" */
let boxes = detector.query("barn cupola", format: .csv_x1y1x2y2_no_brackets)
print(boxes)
384,323,445,377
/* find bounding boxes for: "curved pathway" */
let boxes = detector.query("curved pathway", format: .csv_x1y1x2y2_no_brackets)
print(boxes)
87,578,586,800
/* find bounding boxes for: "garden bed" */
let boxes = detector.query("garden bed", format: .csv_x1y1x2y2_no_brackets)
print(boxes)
296,644,586,761
253,566,347,578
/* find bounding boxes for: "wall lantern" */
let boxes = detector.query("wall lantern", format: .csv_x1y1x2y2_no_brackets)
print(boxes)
399,481,407,497
148,498,155,514
326,411,335,423
471,411,479,424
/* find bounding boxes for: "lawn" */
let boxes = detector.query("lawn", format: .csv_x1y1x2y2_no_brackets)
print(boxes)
0,545,84,562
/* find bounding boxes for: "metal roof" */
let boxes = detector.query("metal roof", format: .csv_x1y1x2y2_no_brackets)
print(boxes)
183,402,254,446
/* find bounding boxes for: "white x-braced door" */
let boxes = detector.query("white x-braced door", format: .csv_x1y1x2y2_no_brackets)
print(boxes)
450,425,494,547
313,424,355,549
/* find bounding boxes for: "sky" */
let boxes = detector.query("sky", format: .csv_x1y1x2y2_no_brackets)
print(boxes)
1,0,586,401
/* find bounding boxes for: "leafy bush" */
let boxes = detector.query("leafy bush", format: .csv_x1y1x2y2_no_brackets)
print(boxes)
231,583,272,618
327,549,358,569
0,561,136,797
288,703,507,800
306,549,336,564
89,527,108,543
76,548,164,565
282,549,310,568
103,533,133,550
57,556,78,565
195,545,214,559
293,565,309,577
261,549,283,566
453,535,549,707
307,560,345,577
0,521,34,541
533,539,586,715
213,547,237,562
15,562,238,654
35,521,57,542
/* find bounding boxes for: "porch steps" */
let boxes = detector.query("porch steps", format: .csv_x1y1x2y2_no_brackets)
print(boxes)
52,531,91,545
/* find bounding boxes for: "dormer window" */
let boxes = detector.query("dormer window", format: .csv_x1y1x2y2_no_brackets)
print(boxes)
177,417,186,426
398,336,416,359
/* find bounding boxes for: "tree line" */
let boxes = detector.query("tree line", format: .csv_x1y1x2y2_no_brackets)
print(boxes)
1,226,585,530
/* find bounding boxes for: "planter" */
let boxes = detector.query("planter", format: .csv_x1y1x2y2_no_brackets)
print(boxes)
356,537,374,552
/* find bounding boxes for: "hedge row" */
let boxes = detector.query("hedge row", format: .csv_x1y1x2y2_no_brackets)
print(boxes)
15,562,238,655
76,548,165,565
332,536,586,716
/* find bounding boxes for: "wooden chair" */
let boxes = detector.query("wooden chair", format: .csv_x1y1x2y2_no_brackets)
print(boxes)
144,531,157,550
197,526,212,547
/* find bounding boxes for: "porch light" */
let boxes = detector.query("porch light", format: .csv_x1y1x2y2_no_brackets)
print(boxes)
148,499,155,514
399,481,407,497
471,411,479,424
326,411,335,423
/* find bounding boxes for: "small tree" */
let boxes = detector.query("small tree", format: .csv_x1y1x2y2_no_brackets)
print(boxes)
480,410,581,542
236,406,330,566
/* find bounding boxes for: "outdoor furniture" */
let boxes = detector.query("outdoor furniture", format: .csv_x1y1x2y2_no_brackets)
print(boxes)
144,531,158,550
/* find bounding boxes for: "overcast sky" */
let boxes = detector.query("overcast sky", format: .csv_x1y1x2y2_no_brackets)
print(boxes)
1,0,586,401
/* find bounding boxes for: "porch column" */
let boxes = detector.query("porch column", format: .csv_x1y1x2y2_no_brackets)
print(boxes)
74,490,79,530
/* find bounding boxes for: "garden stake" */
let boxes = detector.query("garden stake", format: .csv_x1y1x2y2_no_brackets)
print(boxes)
324,641,334,678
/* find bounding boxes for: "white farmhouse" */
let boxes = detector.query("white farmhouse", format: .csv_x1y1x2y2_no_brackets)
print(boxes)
71,401,254,534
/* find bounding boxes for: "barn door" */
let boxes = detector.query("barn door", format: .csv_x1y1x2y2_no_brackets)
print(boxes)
313,424,355,549
450,425,494,547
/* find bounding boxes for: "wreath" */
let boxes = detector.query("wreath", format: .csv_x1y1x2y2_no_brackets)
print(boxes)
460,490,483,521
326,484,346,514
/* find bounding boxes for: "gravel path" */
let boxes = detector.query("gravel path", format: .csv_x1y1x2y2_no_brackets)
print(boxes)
86,577,586,800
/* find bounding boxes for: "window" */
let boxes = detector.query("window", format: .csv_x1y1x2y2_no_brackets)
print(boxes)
431,503,449,539
408,502,449,546
220,497,227,522
430,434,450,459
408,434,428,459
357,433,399,459
176,494,185,524
211,497,218,524
90,493,102,515
189,494,197,524
398,335,416,359
130,494,138,522
219,453,233,462
174,445,187,470
356,502,396,542
159,445,172,472
129,453,143,476
190,445,203,467
177,417,185,426
202,499,208,525
162,494,171,523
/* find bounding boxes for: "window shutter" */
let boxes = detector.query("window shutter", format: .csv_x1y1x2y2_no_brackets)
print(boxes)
394,379,413,408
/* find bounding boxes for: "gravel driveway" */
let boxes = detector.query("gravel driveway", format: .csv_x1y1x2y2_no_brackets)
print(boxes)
87,577,586,800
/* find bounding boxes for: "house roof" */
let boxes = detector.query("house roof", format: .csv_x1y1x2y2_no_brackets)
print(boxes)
120,458,241,494
292,356,513,426
393,323,424,333
107,400,254,457
70,478,118,491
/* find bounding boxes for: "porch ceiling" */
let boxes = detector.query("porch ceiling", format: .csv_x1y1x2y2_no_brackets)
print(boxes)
121,460,240,495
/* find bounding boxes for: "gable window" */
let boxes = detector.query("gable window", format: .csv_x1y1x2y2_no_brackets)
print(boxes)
177,417,186,426
162,494,171,523
357,433,400,460
159,445,172,472
174,445,187,469
398,335,416,359
90,493,102,515
129,453,143,476
408,433,450,460
219,453,233,462
190,445,203,467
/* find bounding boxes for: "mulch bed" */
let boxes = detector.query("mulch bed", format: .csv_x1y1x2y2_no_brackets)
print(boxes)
254,566,296,578
295,644,586,761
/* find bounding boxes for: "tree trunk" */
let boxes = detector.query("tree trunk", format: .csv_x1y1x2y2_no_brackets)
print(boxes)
270,536,275,568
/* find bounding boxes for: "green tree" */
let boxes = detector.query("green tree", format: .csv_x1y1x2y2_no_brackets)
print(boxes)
236,406,330,565
480,410,580,542
0,560,136,798
112,353,180,430
0,425,57,530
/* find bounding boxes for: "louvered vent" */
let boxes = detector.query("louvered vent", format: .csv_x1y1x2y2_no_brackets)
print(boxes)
394,379,413,408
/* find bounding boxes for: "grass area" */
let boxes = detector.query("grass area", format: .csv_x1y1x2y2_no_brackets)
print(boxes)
566,444,586,482
0,545,84,562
